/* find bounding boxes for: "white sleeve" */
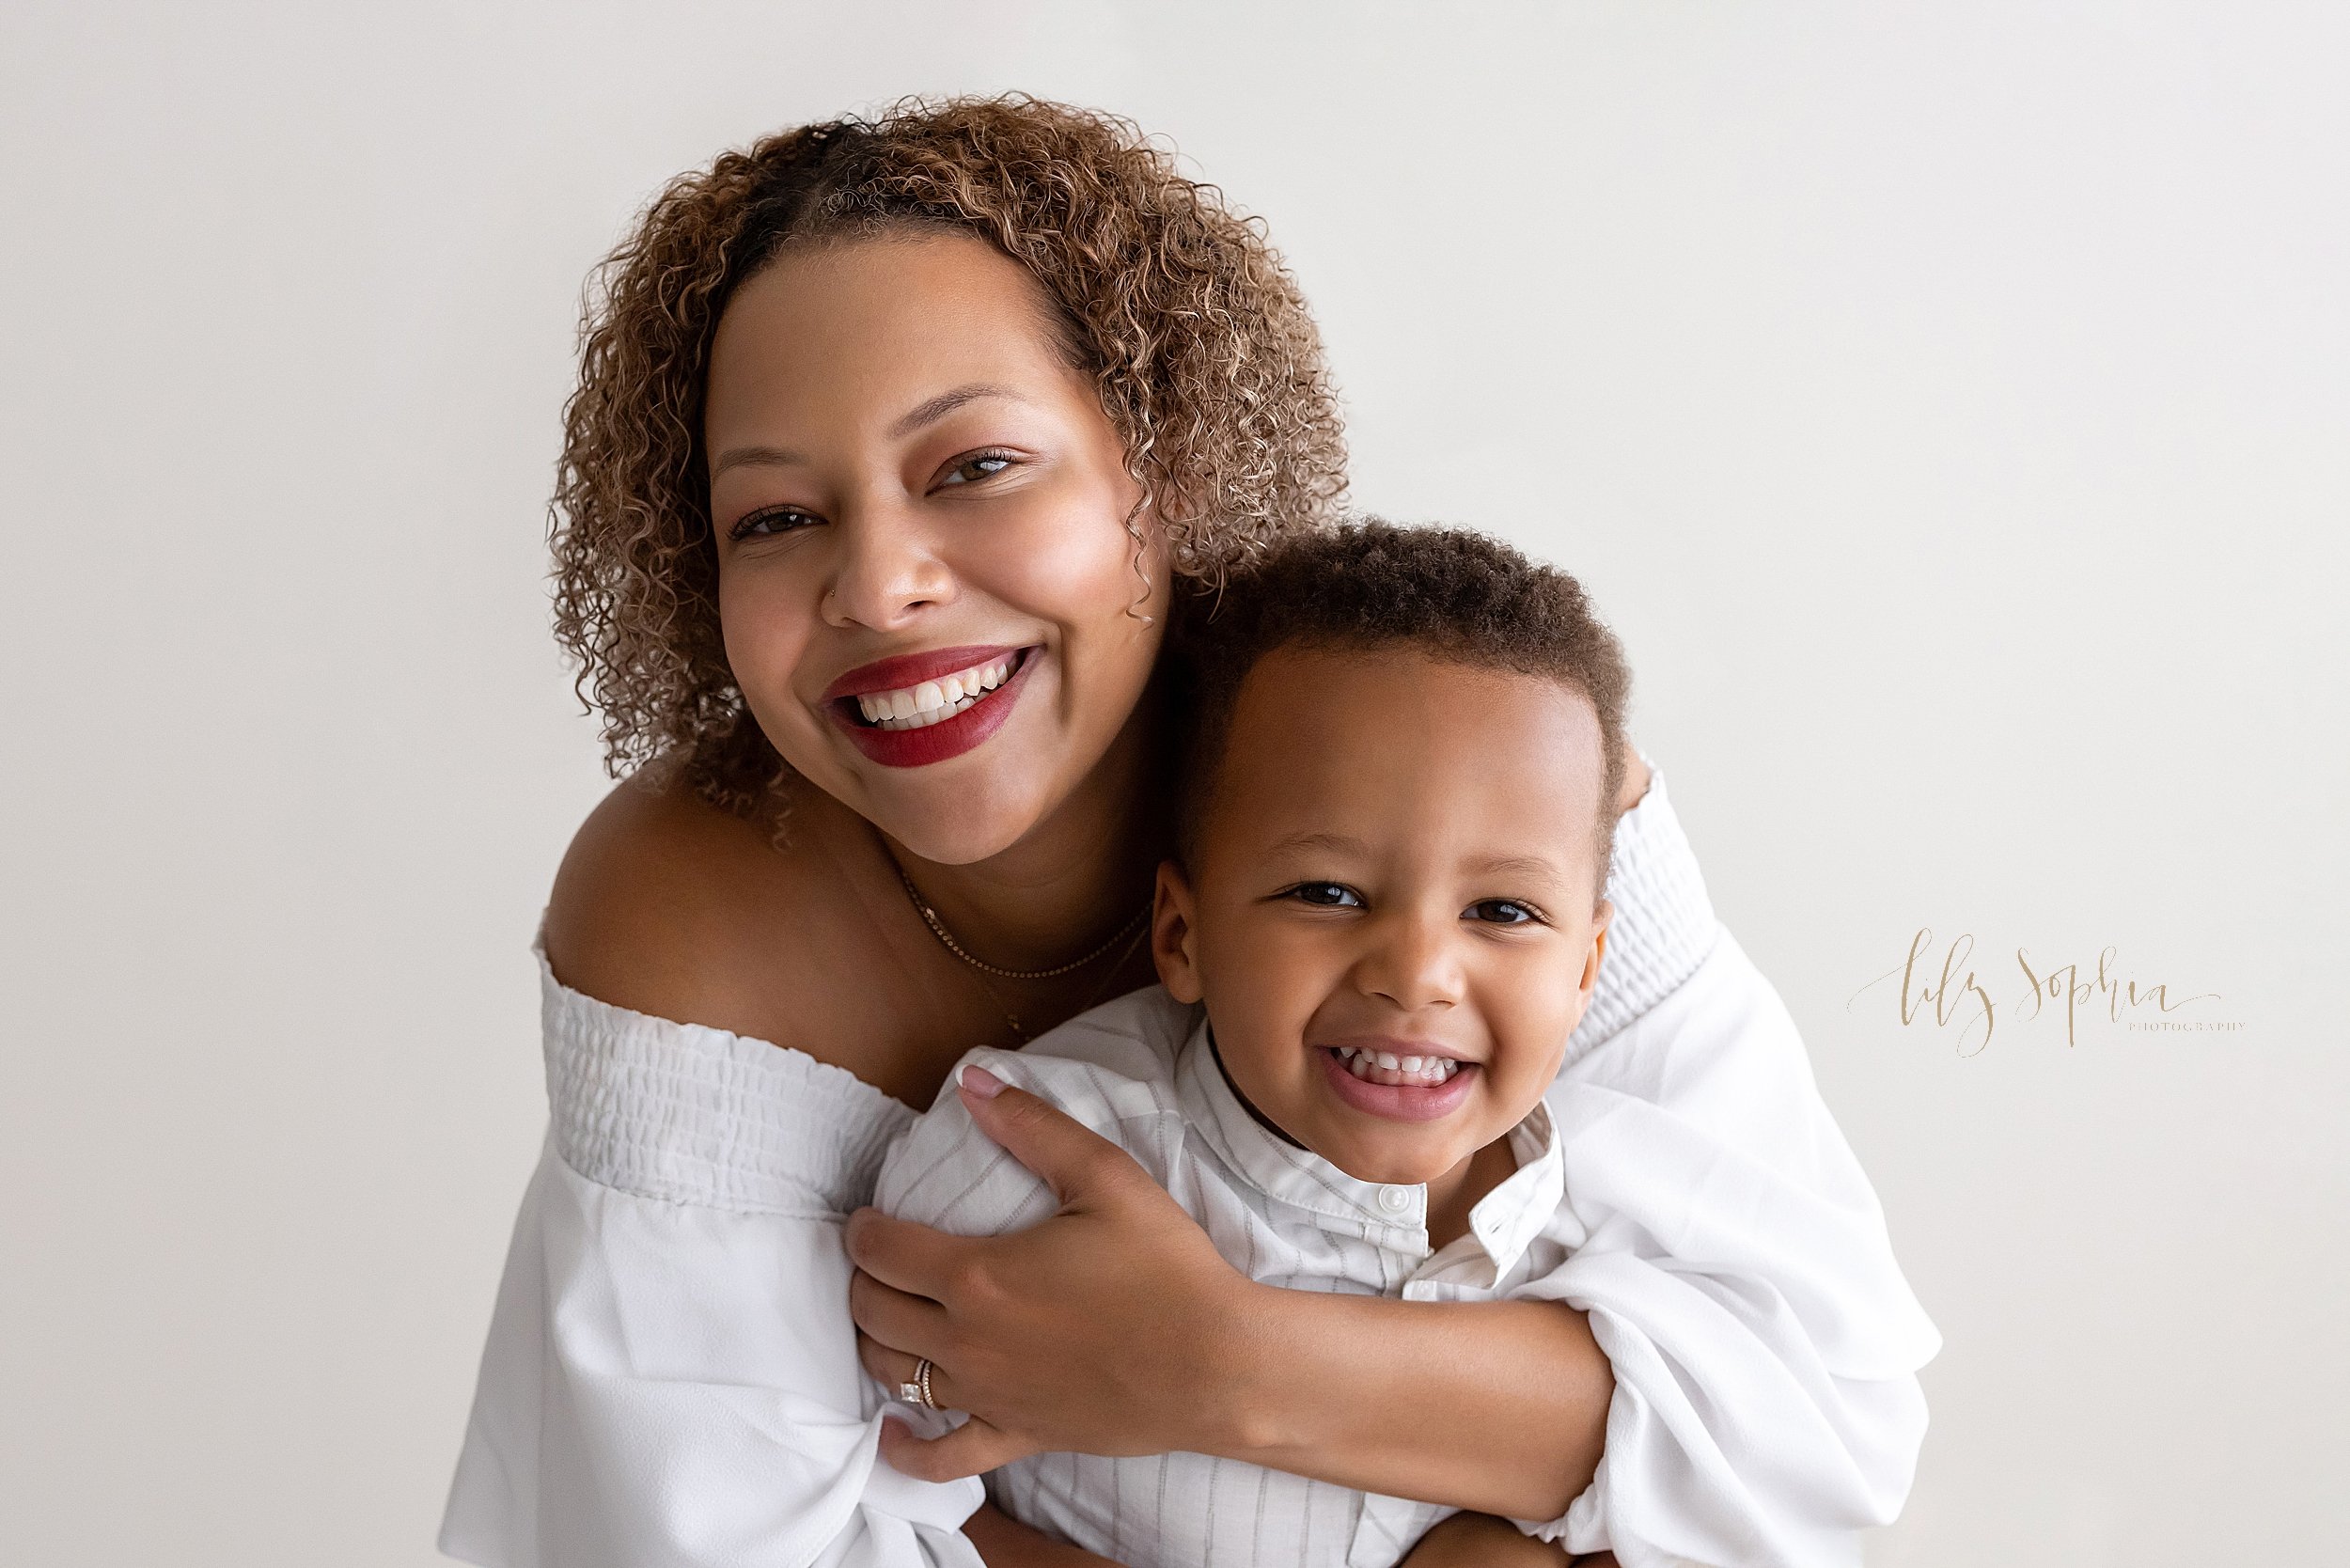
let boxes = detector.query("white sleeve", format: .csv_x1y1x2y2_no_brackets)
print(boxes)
438,1141,985,1568
438,962,988,1568
1501,773,1938,1568
1564,765,1725,1067
1512,937,1940,1568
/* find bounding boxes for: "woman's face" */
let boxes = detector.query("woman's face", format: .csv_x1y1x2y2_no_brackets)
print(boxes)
705,232,1168,865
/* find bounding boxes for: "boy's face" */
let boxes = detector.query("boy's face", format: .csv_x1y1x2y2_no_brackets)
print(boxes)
1153,644,1612,1187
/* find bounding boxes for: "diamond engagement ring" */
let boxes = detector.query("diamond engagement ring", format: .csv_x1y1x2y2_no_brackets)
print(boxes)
897,1357,940,1410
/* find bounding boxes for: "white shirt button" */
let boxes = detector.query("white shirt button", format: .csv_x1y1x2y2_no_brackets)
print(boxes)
1377,1185,1414,1215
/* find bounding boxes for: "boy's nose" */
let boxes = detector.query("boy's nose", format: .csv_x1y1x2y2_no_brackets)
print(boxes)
1352,912,1464,1013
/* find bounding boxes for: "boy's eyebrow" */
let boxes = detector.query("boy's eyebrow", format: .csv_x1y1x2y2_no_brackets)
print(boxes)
1463,853,1569,885
1264,830,1371,858
1262,836,1568,886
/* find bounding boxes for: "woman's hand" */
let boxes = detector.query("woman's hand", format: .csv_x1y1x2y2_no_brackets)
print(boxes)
852,1071,1613,1519
849,1072,1260,1482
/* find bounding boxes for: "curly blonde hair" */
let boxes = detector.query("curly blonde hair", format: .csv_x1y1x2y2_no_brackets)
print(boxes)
550,94,1348,813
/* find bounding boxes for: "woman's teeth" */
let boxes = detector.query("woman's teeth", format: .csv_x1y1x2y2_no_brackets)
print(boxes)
1334,1047,1462,1087
854,655,1016,730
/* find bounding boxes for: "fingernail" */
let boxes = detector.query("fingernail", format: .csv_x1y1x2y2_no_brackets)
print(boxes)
959,1064,1006,1099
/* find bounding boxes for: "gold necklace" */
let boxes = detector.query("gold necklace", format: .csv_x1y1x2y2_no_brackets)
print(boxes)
891,860,1152,1043
894,863,1152,980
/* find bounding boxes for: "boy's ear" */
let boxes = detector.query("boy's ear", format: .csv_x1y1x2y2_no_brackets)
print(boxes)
1152,860,1205,1004
1575,899,1615,1006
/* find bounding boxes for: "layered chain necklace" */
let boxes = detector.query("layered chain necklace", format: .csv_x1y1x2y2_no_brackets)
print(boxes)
892,861,1151,1041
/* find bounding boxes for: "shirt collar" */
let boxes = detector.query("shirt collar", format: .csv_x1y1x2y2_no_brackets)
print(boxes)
1470,1103,1566,1276
1172,1013,1564,1277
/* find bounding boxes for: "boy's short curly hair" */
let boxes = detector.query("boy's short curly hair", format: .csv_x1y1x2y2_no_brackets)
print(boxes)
548,95,1348,814
1173,521,1632,897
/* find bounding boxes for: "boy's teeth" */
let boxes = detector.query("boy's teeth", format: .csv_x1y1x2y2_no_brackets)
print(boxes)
1335,1047,1462,1087
854,655,1016,729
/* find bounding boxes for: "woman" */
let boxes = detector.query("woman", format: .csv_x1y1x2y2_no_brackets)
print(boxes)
442,98,1924,1568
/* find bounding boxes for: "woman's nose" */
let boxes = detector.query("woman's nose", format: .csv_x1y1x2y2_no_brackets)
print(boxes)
1353,912,1464,1014
818,505,956,631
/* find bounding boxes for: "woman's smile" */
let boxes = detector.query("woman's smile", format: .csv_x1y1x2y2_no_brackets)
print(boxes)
822,644,1042,767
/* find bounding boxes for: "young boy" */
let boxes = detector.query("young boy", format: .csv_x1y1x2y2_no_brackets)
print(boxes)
874,524,1936,1568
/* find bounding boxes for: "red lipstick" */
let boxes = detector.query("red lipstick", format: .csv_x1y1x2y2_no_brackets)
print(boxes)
826,646,1038,769
822,645,1024,703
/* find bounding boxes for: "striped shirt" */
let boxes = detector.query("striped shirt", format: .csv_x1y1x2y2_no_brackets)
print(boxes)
877,987,1578,1568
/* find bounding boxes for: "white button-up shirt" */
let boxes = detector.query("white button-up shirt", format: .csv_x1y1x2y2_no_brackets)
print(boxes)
877,991,1593,1568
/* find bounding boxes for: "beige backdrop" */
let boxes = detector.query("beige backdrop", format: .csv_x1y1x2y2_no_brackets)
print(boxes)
3,2,2342,1563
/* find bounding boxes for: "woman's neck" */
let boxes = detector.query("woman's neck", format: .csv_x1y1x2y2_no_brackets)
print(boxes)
889,699,1171,974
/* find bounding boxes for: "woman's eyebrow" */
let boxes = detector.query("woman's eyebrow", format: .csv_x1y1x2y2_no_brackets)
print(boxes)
708,384,1025,479
889,382,1022,437
709,444,807,479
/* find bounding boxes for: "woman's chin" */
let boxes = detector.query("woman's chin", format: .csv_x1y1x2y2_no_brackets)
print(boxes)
882,816,1039,869
767,725,1054,867
859,776,1060,868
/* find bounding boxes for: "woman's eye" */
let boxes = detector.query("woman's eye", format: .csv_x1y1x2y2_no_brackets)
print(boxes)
730,506,820,540
1286,882,1364,909
938,453,1014,487
1466,899,1541,926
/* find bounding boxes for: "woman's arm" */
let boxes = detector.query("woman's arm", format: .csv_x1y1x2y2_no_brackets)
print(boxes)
1226,1293,1612,1519
963,1501,1124,1567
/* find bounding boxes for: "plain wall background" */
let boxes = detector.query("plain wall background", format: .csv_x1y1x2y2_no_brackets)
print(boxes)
3,2,2343,1562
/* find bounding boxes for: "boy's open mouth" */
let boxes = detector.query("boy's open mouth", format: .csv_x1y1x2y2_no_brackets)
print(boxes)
1316,1044,1480,1123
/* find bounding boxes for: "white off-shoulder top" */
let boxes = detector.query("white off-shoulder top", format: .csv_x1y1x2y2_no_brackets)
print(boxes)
438,952,981,1567
437,774,1938,1568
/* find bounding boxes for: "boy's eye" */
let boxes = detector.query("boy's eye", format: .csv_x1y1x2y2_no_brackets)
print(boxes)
1285,882,1364,909
730,506,821,540
1465,899,1542,926
937,452,1014,487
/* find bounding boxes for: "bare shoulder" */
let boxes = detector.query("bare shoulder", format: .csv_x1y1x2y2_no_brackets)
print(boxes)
541,768,883,1053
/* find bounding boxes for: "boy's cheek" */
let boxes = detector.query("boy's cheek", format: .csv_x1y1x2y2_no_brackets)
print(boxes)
1475,979,1582,1086
1202,916,1334,1014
